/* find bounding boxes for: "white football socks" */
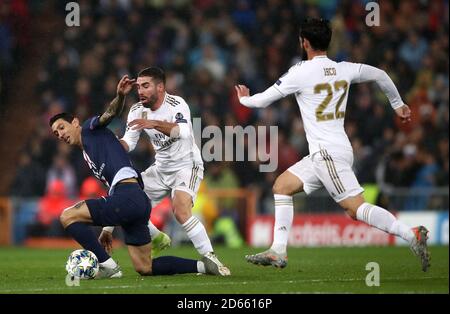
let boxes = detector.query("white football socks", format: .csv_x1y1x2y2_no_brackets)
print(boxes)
270,194,294,255
100,258,118,269
182,216,213,256
356,202,415,243
197,261,206,274
147,221,161,238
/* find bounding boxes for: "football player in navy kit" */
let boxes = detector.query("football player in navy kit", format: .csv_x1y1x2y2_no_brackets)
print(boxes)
50,75,226,278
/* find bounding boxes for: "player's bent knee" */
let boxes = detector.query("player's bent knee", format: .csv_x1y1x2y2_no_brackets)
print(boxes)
339,194,364,221
272,181,291,195
60,201,89,228
60,210,76,228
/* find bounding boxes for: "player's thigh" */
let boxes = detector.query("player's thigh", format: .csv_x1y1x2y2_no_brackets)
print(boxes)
86,185,151,227
313,150,364,203
122,219,151,246
172,164,203,205
60,201,93,228
141,166,170,205
127,243,152,275
278,156,321,196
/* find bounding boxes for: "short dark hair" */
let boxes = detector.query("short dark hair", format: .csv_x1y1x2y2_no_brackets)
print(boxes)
137,66,166,85
49,112,74,127
299,18,332,51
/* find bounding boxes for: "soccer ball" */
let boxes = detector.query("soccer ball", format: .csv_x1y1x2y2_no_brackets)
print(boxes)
65,249,99,279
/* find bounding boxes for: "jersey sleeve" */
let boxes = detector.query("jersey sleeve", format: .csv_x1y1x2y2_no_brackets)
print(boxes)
83,116,104,130
272,63,304,96
344,62,405,109
121,104,142,152
239,85,284,108
341,61,364,83
170,99,192,139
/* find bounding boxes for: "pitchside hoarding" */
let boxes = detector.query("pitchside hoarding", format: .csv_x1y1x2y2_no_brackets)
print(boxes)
247,211,448,247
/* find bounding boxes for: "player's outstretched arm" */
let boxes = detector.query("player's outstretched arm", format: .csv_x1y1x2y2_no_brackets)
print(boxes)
235,84,283,108
394,104,412,124
98,75,135,126
356,65,405,110
355,64,411,124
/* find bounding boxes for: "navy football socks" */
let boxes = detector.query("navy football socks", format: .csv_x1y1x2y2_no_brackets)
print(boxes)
152,256,198,275
65,222,110,263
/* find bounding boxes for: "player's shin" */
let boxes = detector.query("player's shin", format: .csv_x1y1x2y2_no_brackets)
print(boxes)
152,256,198,275
356,203,415,243
270,194,294,254
182,216,213,255
65,222,111,263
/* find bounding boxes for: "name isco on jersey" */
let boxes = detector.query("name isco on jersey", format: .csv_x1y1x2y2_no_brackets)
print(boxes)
192,118,278,173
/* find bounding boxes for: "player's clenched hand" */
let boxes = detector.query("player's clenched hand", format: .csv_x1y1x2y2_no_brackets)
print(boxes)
235,84,250,99
395,104,412,124
128,119,158,130
99,230,113,255
117,75,136,96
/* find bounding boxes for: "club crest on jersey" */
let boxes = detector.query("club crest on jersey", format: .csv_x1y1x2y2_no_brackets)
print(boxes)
175,112,187,123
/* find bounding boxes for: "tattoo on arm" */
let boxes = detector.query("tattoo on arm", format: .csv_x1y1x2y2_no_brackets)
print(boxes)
99,94,125,126
73,201,85,210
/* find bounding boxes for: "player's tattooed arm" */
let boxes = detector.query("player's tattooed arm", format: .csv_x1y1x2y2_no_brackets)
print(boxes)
99,75,135,126
99,93,125,126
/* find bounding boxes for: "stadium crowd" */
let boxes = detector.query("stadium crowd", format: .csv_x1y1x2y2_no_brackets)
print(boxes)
0,0,31,111
7,0,449,239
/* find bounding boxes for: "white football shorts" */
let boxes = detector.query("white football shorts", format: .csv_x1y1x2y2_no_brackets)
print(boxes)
287,149,364,203
141,163,204,206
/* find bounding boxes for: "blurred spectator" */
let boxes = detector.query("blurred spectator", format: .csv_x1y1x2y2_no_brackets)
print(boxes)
399,32,428,71
276,130,301,173
46,154,77,198
204,161,240,211
10,151,46,197
150,197,172,232
405,147,440,210
192,182,219,233
36,179,73,228
79,176,107,199
0,0,30,108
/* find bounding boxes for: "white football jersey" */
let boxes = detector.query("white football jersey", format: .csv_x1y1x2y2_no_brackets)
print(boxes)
240,55,404,158
122,93,203,171
273,55,368,155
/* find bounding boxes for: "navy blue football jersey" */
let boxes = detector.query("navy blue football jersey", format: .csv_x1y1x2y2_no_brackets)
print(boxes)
81,116,141,192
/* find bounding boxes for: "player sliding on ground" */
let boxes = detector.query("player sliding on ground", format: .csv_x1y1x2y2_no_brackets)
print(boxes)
98,66,230,276
235,18,430,272
50,75,228,278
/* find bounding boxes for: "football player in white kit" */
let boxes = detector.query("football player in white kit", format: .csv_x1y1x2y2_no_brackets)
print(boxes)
235,18,430,272
100,67,230,276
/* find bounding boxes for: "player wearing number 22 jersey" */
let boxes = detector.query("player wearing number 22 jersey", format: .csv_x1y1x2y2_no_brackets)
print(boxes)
235,18,430,272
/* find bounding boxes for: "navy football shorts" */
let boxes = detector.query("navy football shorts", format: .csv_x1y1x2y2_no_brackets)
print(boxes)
86,182,151,246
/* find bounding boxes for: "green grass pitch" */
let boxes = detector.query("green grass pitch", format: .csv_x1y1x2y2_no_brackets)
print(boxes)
0,246,447,294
